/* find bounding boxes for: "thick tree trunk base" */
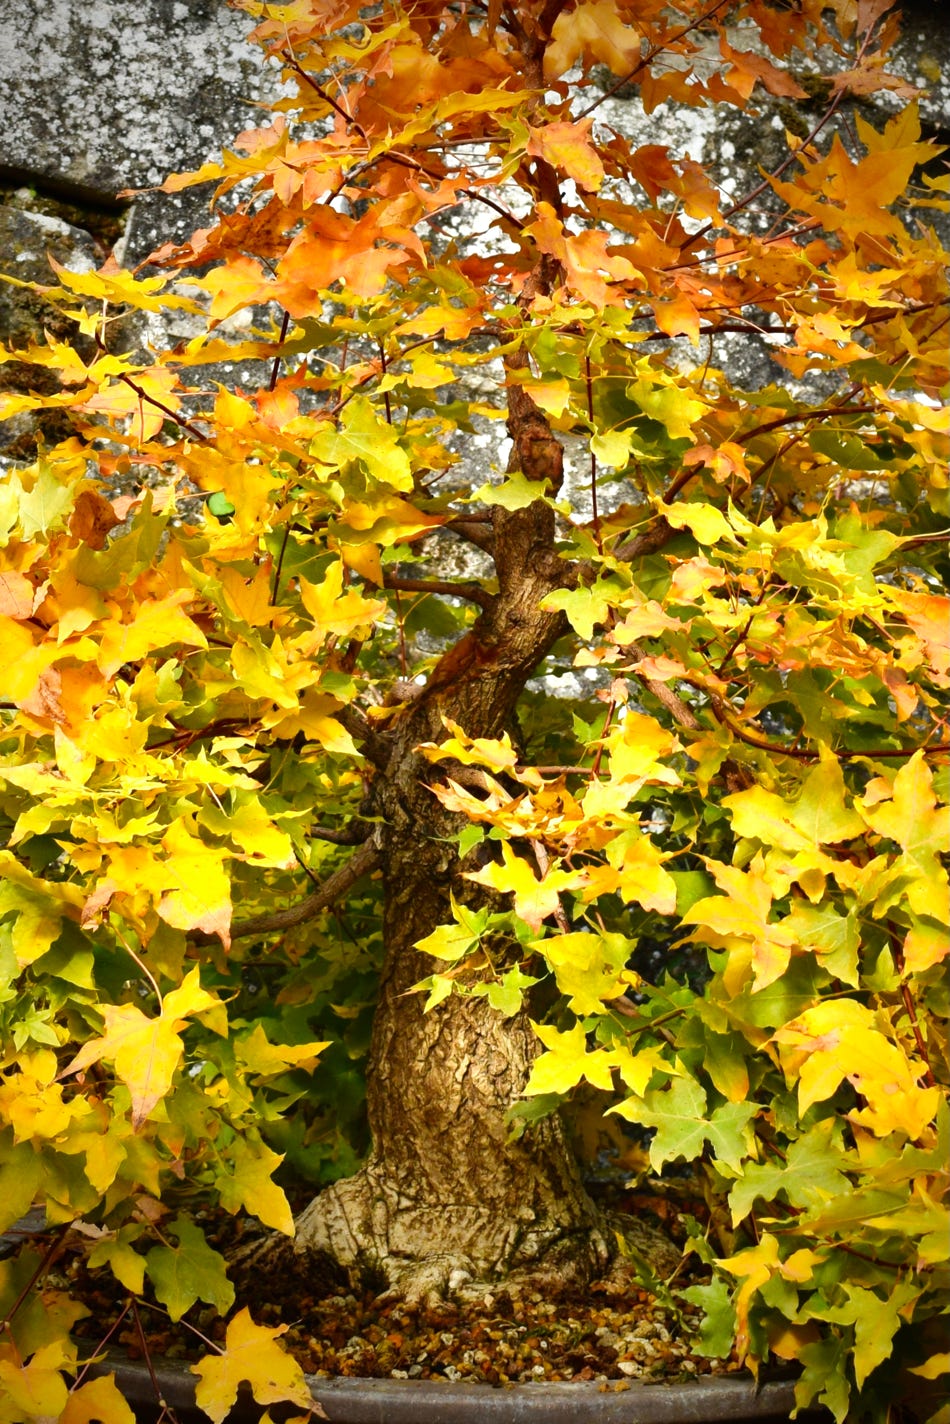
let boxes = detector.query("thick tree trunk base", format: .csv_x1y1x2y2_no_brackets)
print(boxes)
233,1181,679,1308
288,1158,613,1304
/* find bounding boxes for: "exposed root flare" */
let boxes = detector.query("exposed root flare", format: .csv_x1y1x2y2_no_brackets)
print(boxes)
229,1167,678,1308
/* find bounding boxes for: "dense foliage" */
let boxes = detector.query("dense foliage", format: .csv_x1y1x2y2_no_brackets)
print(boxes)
0,0,947,1419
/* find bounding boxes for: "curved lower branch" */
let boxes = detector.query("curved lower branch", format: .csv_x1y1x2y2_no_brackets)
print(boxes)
383,574,495,610
191,839,381,944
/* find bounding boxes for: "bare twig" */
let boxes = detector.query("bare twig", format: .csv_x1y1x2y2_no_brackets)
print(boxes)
709,696,949,762
574,0,733,121
613,517,675,563
629,644,700,732
443,519,496,555
116,372,207,443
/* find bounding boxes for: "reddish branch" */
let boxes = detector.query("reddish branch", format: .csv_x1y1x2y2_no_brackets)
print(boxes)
114,372,207,444
574,0,733,121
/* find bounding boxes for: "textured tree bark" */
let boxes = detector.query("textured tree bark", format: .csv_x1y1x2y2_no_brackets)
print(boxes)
291,824,612,1302
290,478,619,1301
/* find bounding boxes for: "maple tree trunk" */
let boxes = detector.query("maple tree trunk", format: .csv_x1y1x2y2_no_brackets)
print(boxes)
292,819,611,1301
288,415,620,1299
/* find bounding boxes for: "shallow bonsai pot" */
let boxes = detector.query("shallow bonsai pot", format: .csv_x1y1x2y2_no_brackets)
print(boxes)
93,1350,829,1423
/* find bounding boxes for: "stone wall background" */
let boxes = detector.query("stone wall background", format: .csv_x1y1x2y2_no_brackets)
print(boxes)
0,0,947,463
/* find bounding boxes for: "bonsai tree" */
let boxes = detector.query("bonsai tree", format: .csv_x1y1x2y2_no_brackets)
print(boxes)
0,0,946,1418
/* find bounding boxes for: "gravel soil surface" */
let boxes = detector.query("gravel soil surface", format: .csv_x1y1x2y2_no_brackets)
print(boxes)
64,1180,743,1388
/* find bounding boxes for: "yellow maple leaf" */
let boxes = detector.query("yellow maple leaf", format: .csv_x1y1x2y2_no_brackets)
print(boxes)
683,859,794,992
583,840,677,916
47,254,200,314
537,930,639,1014
580,715,681,818
159,818,233,947
191,1309,313,1424
526,119,605,192
0,850,83,966
217,563,274,627
334,494,444,546
230,638,307,709
0,1051,79,1143
663,500,734,546
724,756,865,852
720,1234,820,1361
235,1024,329,1078
0,1342,71,1421
0,570,36,619
527,204,640,305
298,559,386,644
263,688,359,753
859,753,950,920
465,842,583,932
61,1374,135,1424
63,967,220,1128
199,254,271,321
97,593,208,678
419,718,519,772
902,923,947,975
774,1000,938,1139
217,1138,297,1236
525,1021,616,1094
544,0,641,80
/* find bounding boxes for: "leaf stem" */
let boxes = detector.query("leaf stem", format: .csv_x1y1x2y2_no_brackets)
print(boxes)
130,1297,178,1419
0,1227,68,1338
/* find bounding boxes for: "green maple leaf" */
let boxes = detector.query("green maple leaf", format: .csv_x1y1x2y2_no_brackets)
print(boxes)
809,1281,920,1389
781,901,860,986
17,463,73,539
613,1076,708,1168
627,377,708,441
145,1217,234,1323
706,1101,757,1173
473,469,555,510
681,1277,736,1358
309,395,412,489
729,1120,852,1224
483,965,539,1017
0,1143,44,1232
542,578,623,639
216,1138,295,1235
798,1336,852,1423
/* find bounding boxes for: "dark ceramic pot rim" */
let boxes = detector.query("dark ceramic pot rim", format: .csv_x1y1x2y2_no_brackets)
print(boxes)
92,1349,824,1423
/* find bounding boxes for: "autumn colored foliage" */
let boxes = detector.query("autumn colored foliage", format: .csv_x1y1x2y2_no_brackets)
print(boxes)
0,0,948,1419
